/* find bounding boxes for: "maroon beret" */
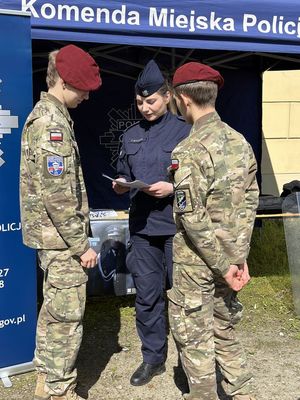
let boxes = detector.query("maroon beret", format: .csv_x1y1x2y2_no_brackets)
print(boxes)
56,44,101,91
173,62,224,89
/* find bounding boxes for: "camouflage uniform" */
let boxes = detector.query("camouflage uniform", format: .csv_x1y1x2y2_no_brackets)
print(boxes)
167,112,259,400
20,92,89,396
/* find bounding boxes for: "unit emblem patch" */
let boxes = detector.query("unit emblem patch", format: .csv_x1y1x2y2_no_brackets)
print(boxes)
47,156,64,176
176,190,187,211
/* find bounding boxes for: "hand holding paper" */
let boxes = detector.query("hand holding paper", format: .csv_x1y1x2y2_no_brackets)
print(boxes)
102,173,150,190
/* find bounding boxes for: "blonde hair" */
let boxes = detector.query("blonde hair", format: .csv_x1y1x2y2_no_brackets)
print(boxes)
46,50,59,89
158,80,178,115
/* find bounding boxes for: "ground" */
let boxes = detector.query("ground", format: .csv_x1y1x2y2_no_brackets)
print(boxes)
0,295,299,400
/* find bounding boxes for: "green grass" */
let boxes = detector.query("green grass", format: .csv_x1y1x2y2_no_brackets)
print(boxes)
239,219,300,338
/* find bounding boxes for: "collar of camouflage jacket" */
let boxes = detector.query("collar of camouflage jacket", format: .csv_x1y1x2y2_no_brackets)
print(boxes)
192,111,221,133
40,91,73,126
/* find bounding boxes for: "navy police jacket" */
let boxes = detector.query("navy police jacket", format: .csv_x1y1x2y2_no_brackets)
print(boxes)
117,111,190,236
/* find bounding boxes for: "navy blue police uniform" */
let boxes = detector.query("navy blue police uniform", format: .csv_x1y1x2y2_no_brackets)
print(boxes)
117,60,190,374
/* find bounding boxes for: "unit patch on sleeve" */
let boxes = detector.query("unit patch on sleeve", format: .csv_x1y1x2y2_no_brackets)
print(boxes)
174,188,193,213
46,155,64,177
176,190,187,210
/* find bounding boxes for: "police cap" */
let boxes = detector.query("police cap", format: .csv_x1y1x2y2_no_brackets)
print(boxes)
173,62,224,89
56,44,102,91
135,59,165,97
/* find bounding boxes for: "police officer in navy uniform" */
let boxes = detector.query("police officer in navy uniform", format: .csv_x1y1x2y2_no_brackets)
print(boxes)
113,60,190,386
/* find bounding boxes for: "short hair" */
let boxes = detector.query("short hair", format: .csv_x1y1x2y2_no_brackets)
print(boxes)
174,81,218,108
46,50,59,89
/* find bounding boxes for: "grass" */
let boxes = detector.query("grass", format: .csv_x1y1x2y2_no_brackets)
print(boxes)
239,219,300,338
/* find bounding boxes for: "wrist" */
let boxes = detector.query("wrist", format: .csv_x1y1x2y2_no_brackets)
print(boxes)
168,182,175,196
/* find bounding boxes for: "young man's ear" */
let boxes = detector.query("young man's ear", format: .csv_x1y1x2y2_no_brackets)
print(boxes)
180,92,191,107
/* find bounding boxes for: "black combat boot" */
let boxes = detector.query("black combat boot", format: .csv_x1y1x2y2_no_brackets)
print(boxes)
130,361,166,386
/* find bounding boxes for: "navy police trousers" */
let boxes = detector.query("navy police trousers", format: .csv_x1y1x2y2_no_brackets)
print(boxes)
126,234,173,364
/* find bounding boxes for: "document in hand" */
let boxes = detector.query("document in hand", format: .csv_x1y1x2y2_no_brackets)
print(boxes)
102,173,150,189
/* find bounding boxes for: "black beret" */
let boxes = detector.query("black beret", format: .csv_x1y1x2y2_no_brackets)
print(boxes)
135,60,164,97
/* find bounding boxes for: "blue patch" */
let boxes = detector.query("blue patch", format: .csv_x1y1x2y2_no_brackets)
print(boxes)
176,190,186,211
47,156,64,176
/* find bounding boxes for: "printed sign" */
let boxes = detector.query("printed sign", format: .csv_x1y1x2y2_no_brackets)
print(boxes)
0,10,36,376
2,1,300,52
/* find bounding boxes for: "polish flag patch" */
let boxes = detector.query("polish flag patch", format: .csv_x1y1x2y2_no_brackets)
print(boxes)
50,131,63,141
171,159,179,170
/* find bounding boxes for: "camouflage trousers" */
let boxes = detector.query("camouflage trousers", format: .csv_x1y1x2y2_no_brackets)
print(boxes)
168,263,253,400
35,249,88,396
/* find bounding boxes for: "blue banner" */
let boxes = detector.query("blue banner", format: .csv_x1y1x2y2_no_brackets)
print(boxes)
0,11,36,372
1,1,300,53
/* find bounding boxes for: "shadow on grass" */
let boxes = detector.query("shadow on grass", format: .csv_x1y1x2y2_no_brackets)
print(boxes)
76,294,135,399
248,220,289,277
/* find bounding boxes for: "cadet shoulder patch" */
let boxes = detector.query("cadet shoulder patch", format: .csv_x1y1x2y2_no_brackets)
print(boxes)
174,188,194,213
46,155,64,177
176,190,187,211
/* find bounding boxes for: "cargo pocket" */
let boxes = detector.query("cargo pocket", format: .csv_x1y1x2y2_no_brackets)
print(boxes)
40,249,88,289
46,284,86,323
168,298,188,346
168,289,203,346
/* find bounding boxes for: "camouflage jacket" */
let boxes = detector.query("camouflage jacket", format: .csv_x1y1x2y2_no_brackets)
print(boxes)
19,92,90,257
171,111,259,277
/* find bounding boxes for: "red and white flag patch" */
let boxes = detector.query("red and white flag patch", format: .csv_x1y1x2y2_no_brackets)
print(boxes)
171,159,179,170
50,131,63,141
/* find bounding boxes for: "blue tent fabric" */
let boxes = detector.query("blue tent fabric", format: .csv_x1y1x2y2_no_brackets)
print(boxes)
2,0,300,53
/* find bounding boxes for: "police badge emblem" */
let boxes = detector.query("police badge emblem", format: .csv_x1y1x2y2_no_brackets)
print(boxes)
176,190,186,211
47,156,64,176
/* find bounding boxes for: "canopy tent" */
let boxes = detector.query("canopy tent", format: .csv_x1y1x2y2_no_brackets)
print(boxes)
3,0,300,54
1,0,300,208
3,1,300,75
